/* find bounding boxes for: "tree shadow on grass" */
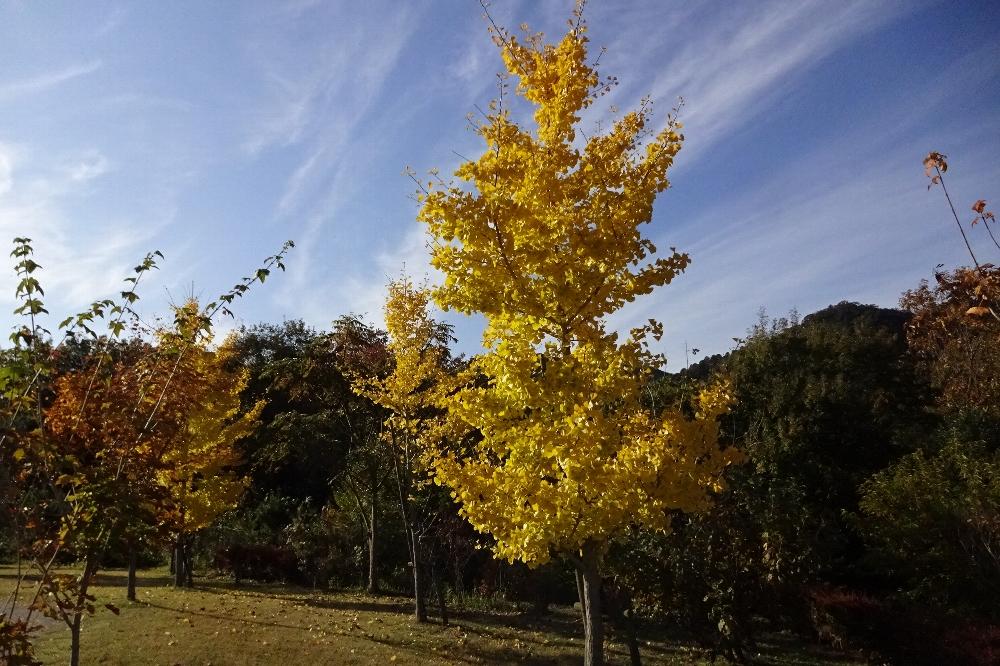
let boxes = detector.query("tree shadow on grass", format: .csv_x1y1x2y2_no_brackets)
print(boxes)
92,571,172,589
139,600,315,633
190,583,419,616
356,623,699,666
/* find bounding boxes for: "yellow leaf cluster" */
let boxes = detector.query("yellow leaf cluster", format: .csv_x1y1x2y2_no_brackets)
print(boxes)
418,24,687,350
158,334,261,533
354,278,456,470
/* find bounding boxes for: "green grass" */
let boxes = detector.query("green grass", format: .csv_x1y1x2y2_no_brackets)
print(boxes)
1,566,862,665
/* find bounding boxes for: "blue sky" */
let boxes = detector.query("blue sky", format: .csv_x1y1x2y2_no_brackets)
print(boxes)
1,0,998,368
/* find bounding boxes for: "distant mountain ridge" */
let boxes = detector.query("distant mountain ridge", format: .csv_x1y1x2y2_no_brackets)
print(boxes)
673,301,911,380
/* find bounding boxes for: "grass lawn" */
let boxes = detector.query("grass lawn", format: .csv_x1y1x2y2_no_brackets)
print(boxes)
1,566,862,665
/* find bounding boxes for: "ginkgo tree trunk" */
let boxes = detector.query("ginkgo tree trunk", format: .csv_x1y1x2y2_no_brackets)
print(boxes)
416,6,742,665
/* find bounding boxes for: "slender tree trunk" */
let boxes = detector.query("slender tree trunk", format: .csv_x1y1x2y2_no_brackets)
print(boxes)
614,589,642,666
173,535,185,587
410,529,427,622
69,613,82,666
432,559,449,625
69,556,98,666
127,546,137,602
579,543,604,666
393,440,426,622
367,499,378,594
184,546,194,588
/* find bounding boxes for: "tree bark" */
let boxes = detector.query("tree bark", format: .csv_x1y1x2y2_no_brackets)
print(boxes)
173,535,185,587
410,529,427,622
127,546,137,602
579,543,604,666
184,545,194,587
68,556,98,666
69,614,82,666
367,499,378,594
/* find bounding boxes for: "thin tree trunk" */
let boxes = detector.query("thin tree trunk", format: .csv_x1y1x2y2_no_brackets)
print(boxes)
393,438,426,622
185,546,194,588
367,499,378,594
627,628,642,666
127,546,137,602
69,614,82,666
173,535,185,587
616,590,642,666
410,529,427,622
579,543,604,666
69,555,98,666
432,560,449,625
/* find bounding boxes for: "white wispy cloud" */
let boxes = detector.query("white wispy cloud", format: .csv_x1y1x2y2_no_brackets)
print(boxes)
66,151,110,182
242,72,318,155
0,60,103,102
579,1,923,165
0,145,161,326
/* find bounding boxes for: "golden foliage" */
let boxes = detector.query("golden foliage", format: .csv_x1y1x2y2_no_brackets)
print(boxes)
157,334,262,533
416,15,740,564
354,277,455,470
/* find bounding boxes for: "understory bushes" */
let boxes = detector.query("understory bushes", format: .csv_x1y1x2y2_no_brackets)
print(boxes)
810,586,1000,666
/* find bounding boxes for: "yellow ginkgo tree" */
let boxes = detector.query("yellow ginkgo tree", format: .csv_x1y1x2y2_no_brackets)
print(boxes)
156,314,264,588
416,7,741,664
354,277,457,622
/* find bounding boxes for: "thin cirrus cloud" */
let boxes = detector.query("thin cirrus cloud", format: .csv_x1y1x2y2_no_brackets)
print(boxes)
0,60,102,102
577,1,923,161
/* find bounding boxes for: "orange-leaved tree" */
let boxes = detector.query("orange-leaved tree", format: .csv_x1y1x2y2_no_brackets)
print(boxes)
415,6,741,664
